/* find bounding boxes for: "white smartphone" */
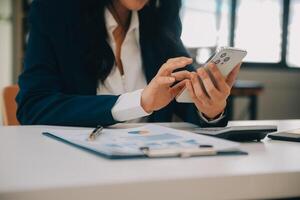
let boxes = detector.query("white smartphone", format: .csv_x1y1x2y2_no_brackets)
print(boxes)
176,47,247,103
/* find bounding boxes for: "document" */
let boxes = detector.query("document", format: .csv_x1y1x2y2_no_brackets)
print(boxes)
43,124,243,158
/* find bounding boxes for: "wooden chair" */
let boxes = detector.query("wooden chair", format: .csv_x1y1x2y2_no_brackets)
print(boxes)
1,85,20,126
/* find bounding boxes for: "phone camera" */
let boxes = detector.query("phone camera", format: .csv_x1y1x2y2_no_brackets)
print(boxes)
214,60,221,64
220,53,227,58
224,57,230,62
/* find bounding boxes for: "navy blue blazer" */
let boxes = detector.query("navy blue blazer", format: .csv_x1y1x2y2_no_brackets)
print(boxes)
16,0,228,127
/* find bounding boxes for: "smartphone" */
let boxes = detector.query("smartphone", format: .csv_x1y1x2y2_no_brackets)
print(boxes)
176,47,247,103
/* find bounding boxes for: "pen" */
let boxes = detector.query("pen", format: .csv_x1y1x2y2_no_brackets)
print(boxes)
88,125,103,141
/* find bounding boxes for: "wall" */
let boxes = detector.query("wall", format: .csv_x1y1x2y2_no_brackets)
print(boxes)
234,68,300,120
0,0,13,87
0,0,13,124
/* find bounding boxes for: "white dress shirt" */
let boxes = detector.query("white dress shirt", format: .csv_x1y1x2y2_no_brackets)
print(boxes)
97,9,149,123
97,8,224,123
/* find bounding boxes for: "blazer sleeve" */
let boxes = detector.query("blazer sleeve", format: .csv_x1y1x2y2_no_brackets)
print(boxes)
167,14,229,127
16,1,119,127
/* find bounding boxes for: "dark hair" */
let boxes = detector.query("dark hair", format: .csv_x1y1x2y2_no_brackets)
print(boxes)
79,0,182,82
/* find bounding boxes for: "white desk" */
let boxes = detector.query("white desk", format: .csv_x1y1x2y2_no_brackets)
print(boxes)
1,120,300,200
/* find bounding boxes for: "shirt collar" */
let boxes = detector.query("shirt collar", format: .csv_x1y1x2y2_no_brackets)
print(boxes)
104,8,139,35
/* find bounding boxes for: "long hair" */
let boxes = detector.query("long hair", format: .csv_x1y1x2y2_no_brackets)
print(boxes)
79,0,182,82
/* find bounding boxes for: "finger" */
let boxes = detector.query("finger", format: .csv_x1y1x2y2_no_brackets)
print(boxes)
158,58,193,76
161,58,193,75
226,63,241,87
169,80,188,98
185,80,205,107
197,68,222,100
171,70,192,81
207,63,230,95
166,57,192,64
155,76,176,86
190,72,211,106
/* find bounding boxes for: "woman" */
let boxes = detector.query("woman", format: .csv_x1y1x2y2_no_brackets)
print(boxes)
16,0,240,127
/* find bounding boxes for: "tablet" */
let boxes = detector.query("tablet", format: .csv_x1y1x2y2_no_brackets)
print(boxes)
268,129,300,142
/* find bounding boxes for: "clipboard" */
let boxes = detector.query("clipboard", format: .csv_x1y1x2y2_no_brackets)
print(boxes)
43,125,247,159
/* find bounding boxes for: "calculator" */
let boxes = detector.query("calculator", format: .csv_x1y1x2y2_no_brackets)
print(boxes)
268,129,300,142
193,125,277,142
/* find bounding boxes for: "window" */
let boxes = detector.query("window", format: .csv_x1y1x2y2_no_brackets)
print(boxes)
181,0,231,63
234,0,282,63
287,0,300,68
181,0,299,69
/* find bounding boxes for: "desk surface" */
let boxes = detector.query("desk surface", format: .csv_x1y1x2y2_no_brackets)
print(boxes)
1,120,300,200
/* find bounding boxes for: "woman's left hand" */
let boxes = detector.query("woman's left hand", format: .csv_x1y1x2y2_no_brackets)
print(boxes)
185,63,241,119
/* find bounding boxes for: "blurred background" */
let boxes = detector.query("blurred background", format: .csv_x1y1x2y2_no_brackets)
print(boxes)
0,0,300,125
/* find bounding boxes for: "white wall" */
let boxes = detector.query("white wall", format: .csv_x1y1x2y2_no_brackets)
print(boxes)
234,68,300,120
0,0,13,124
0,0,13,87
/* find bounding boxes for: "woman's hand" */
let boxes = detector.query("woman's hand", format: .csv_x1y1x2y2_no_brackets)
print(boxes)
186,63,241,119
141,57,193,113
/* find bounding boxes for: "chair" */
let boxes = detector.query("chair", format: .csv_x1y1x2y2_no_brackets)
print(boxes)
1,85,20,126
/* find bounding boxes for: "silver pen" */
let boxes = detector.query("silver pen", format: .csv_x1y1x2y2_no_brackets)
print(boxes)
88,125,103,141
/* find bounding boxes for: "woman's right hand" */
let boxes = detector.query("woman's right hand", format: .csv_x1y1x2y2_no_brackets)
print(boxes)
141,57,193,113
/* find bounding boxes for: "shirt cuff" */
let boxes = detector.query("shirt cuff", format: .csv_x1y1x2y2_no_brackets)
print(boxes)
111,89,152,122
198,111,225,124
